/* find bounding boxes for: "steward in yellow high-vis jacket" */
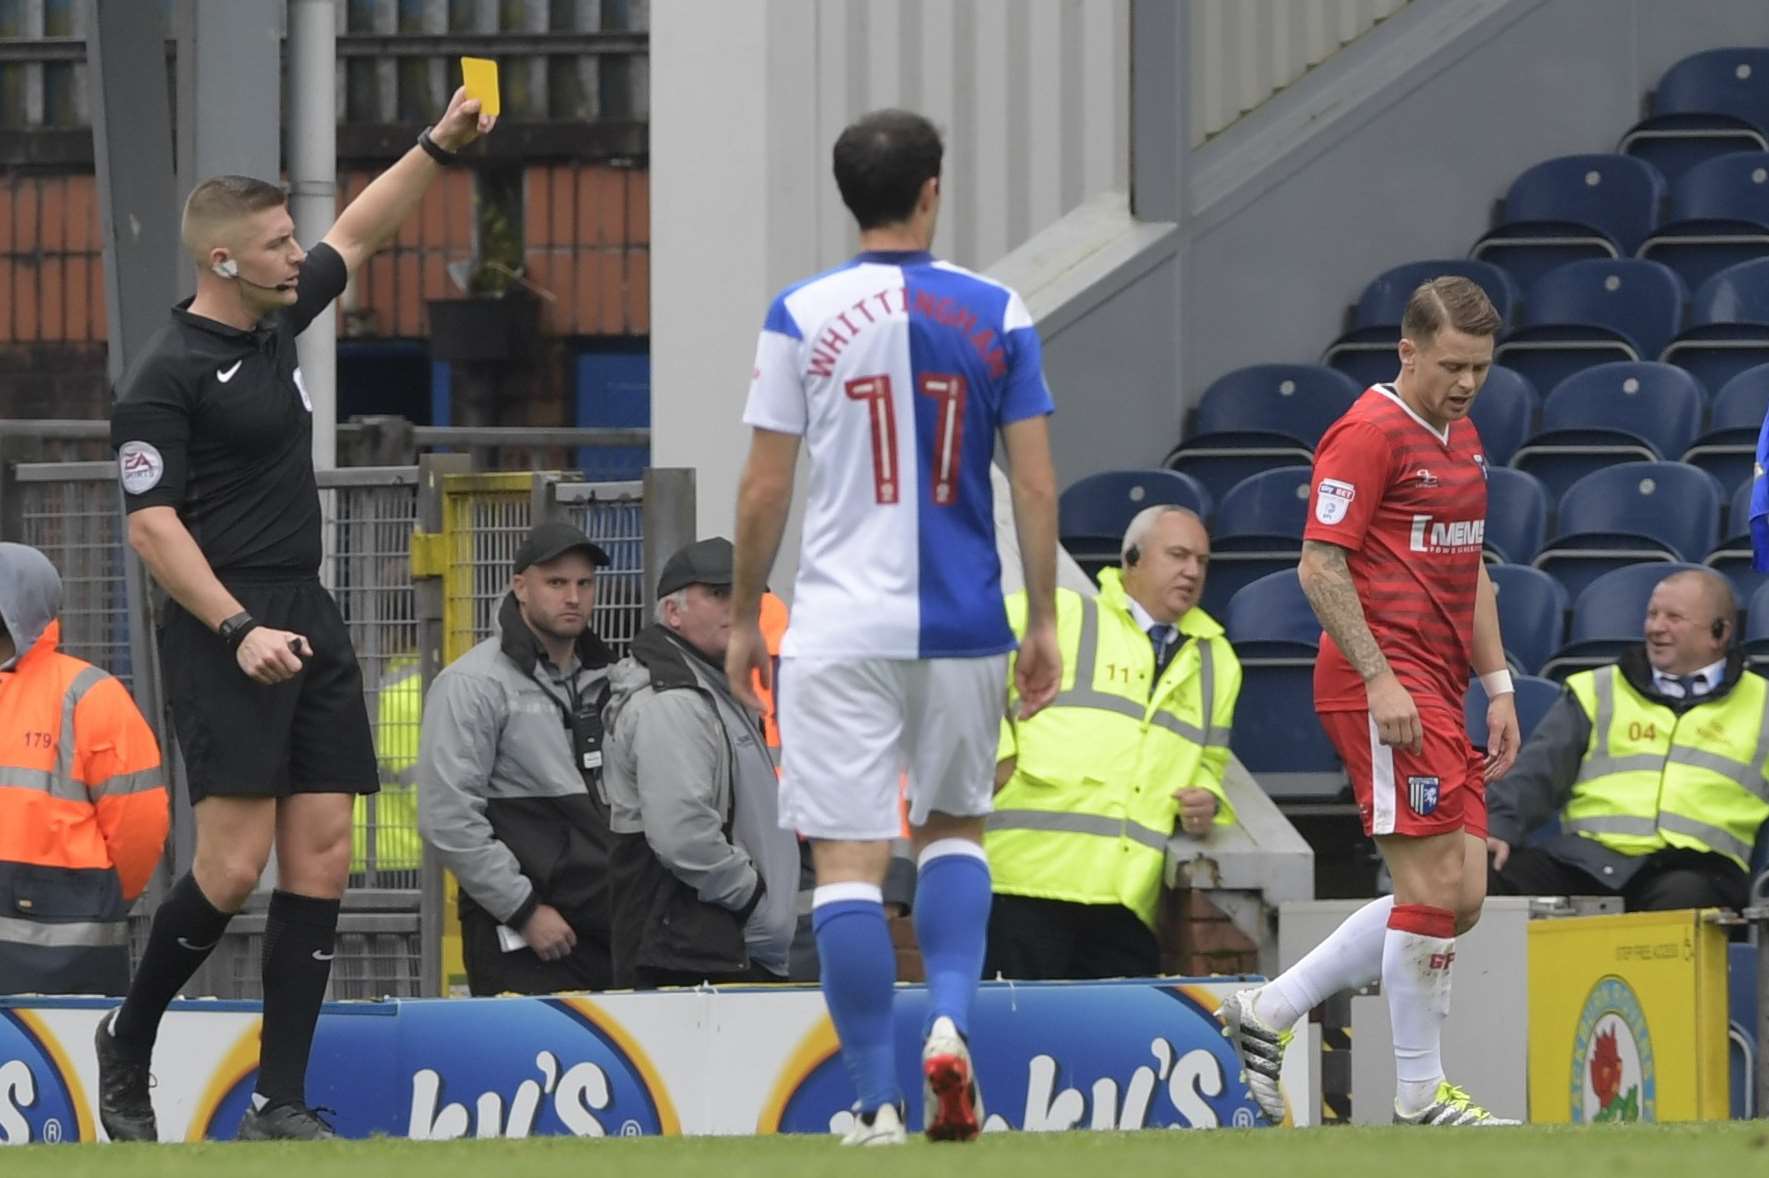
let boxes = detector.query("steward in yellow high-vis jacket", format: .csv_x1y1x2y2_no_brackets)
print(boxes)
1489,568,1768,911
985,507,1239,978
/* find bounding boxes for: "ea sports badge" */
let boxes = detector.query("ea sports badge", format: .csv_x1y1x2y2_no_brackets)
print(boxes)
1314,478,1355,525
117,440,165,494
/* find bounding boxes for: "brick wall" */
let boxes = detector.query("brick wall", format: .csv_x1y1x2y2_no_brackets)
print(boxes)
0,165,650,348
0,173,106,345
522,162,648,336
1160,890,1261,977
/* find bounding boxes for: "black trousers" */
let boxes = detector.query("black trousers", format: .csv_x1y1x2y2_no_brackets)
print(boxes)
460,906,612,995
984,894,1160,981
631,963,786,989
1489,846,1750,912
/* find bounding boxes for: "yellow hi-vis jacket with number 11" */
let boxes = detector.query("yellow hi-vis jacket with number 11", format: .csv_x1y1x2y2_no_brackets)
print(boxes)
1563,663,1769,870
985,569,1240,928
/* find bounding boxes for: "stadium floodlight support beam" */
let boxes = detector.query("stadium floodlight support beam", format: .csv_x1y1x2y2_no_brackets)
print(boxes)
289,0,339,470
85,0,182,895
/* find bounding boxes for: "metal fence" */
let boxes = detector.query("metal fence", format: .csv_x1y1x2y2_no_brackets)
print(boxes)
7,459,133,685
0,442,688,997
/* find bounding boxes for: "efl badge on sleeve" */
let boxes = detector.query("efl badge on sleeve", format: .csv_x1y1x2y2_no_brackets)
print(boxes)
1315,478,1356,525
1407,775,1440,816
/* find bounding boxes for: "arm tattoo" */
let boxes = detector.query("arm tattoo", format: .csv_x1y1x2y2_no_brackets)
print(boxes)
1301,541,1391,683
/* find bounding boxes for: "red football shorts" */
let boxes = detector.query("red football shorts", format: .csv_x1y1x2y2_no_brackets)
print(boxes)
1319,708,1487,839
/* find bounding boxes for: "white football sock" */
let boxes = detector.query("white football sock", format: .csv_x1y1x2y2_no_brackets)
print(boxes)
1254,895,1393,1030
1382,910,1456,1114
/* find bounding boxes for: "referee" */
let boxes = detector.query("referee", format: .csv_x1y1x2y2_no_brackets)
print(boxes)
96,89,494,1142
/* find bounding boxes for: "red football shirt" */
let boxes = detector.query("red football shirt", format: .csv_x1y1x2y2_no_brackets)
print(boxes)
1305,385,1489,716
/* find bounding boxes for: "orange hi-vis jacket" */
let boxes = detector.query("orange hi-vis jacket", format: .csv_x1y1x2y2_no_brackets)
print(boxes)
1,619,168,994
757,592,788,751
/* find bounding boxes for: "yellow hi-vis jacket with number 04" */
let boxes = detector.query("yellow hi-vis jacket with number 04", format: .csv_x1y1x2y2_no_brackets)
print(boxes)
1563,664,1769,870
985,569,1240,928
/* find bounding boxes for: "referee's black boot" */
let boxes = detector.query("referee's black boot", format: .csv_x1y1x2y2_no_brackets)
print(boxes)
93,1013,159,1142
237,1101,336,1141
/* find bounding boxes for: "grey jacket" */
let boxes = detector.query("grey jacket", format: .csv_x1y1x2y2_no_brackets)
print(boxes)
603,626,798,976
1488,645,1759,887
416,593,615,934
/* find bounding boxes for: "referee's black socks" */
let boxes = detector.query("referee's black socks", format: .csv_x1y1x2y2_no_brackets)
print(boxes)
110,871,234,1052
254,890,342,1109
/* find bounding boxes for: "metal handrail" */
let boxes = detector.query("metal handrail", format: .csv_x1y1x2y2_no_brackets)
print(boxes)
0,31,647,64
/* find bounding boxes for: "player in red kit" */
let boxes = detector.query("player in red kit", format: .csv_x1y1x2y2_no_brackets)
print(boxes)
1219,277,1522,1127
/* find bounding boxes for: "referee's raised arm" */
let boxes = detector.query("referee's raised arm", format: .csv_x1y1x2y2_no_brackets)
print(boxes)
319,85,495,277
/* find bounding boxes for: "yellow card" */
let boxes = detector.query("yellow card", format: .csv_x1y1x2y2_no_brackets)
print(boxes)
460,56,500,118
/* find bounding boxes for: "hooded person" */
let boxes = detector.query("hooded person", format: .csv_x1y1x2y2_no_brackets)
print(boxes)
0,543,168,995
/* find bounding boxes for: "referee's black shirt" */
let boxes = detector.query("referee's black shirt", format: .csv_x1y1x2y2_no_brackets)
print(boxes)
111,243,348,580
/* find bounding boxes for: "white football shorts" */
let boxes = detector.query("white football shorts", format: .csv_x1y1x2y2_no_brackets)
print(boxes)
775,654,1009,840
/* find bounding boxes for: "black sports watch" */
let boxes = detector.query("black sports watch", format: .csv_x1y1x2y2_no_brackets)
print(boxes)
417,126,459,166
218,611,260,652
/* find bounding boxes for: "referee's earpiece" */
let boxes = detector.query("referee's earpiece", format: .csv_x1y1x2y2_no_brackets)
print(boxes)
1125,544,1141,567
1713,617,1729,643
211,256,239,280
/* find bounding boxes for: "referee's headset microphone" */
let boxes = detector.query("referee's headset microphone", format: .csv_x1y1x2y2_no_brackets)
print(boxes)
211,256,297,293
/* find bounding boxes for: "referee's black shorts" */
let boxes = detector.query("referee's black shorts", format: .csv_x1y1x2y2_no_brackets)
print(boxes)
160,576,380,802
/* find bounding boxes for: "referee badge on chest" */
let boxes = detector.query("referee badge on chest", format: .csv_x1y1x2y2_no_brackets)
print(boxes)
1407,775,1440,816
293,366,313,412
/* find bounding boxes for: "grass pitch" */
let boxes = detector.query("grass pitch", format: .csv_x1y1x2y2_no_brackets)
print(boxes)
4,1123,1767,1178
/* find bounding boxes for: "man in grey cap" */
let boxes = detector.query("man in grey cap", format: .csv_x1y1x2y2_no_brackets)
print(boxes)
417,520,617,994
602,537,799,987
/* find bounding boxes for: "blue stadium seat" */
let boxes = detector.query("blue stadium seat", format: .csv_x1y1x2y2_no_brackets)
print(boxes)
1532,463,1723,601
1202,467,1312,618
1638,151,1769,291
1705,477,1767,612
1541,562,1709,680
1619,50,1769,188
1661,257,1769,393
1213,466,1314,543
1060,469,1211,576
1682,361,1769,496
1465,674,1564,751
1166,365,1358,504
1471,155,1667,290
1487,563,1568,676
1466,365,1540,465
1482,466,1548,565
1325,261,1520,377
1352,259,1520,329
1324,341,1398,392
1745,579,1769,666
1541,360,1705,458
1651,49,1769,133
1226,571,1339,794
1495,261,1687,395
1622,113,1769,191
1224,569,1320,655
1187,364,1363,447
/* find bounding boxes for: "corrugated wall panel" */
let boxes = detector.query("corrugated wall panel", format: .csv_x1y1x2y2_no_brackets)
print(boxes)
0,172,103,345
1190,0,1408,146
806,0,1128,273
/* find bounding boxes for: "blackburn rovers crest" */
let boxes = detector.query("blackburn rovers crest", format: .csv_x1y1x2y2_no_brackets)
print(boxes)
1569,976,1656,1122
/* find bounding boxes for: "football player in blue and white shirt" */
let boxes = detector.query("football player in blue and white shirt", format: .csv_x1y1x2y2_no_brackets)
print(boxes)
728,109,1060,1146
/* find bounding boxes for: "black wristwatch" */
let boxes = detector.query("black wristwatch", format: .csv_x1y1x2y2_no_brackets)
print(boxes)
417,126,459,166
218,611,260,652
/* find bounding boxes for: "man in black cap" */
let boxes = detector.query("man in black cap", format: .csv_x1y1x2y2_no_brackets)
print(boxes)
416,520,617,994
602,538,799,987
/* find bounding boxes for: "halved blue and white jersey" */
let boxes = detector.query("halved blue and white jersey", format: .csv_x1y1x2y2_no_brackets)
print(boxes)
743,249,1054,660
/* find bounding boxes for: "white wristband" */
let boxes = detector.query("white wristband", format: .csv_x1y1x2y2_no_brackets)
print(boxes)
1479,669,1515,697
